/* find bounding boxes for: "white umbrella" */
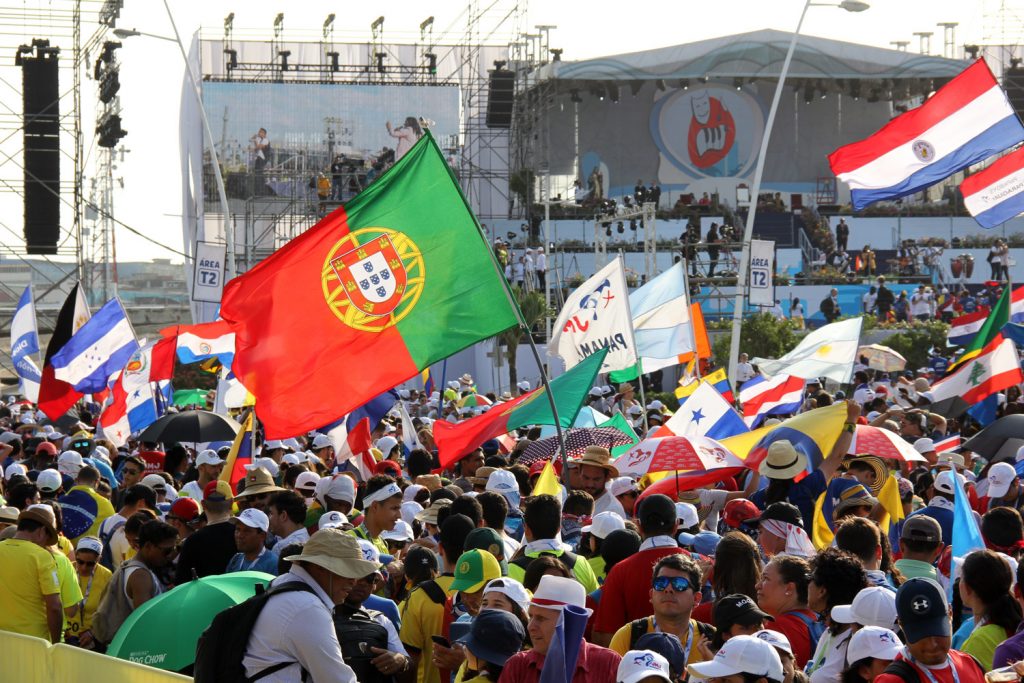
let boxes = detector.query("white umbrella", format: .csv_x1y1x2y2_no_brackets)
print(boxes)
857,344,907,372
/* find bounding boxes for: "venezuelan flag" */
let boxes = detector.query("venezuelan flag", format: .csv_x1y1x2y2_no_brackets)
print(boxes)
675,367,733,403
220,412,254,492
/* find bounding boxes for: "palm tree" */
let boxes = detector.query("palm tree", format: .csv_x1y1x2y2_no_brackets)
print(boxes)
496,287,553,389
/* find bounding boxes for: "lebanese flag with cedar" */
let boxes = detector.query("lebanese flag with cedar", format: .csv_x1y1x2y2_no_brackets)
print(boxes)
220,133,518,438
930,336,1024,405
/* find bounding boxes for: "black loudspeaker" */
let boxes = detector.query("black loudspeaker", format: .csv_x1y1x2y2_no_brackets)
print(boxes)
486,70,515,129
1005,67,1024,123
21,46,60,255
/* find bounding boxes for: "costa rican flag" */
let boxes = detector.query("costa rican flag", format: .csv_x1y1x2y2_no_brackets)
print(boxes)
933,434,960,453
829,59,1024,211
947,311,987,346
962,145,1024,229
738,374,805,427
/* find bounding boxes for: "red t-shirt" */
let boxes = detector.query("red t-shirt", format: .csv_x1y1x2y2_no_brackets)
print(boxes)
691,600,713,624
765,609,818,668
137,450,166,474
875,651,986,683
593,546,682,636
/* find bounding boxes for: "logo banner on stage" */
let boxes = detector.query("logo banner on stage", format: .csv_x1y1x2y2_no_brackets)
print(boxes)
748,239,775,307
192,242,227,304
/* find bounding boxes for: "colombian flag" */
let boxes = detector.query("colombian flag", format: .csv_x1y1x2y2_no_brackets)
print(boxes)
421,368,435,396
221,133,519,438
220,413,254,492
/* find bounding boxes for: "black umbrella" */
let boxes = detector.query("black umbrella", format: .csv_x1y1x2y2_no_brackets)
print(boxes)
927,396,971,420
517,427,636,467
138,410,240,444
962,414,1024,462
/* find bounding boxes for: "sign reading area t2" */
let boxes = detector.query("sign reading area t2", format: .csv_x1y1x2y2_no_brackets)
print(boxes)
748,239,775,307
193,241,227,304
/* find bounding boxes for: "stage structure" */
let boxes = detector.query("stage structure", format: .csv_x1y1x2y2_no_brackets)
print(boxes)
188,4,523,290
511,30,976,315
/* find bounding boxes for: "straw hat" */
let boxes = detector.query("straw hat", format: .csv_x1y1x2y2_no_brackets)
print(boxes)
576,446,619,478
283,528,380,579
758,441,807,480
414,499,451,526
235,466,286,499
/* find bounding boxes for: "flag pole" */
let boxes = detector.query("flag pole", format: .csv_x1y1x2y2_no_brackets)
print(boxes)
428,130,569,484
620,252,649,435
680,261,702,380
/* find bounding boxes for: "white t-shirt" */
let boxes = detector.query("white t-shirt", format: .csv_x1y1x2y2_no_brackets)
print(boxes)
791,302,804,318
180,480,204,500
736,362,756,384
910,293,929,317
862,292,877,312
535,253,547,272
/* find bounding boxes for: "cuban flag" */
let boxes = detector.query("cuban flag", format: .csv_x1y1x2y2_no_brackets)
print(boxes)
962,145,1024,229
163,320,235,367
739,374,805,427
9,286,41,402
658,381,748,440
829,59,1024,211
322,390,399,480
947,311,988,346
98,337,177,448
51,298,139,394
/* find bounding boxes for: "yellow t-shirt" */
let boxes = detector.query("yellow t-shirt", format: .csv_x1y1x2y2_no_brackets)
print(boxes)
0,539,62,640
52,549,84,638
609,617,709,666
65,564,112,637
399,575,456,683
56,535,74,561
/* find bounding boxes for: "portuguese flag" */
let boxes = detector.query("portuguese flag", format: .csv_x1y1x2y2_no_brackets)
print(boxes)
433,349,608,469
220,133,518,437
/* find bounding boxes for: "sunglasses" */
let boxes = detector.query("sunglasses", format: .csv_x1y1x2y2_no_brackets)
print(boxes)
652,576,693,593
76,559,96,567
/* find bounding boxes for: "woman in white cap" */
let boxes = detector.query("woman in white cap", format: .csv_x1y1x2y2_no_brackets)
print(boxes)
839,627,901,683
688,634,785,683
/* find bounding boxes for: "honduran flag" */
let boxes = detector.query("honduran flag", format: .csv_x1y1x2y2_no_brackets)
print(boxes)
739,374,805,427
962,145,1024,229
947,311,988,346
323,390,399,480
829,59,1024,211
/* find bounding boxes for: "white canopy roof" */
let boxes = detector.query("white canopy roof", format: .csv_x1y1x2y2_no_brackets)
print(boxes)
544,29,967,82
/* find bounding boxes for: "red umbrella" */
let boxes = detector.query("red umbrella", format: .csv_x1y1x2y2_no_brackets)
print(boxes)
612,435,743,478
637,468,747,500
849,425,927,463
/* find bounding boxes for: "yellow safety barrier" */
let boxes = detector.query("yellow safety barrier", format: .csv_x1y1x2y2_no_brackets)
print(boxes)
0,630,191,683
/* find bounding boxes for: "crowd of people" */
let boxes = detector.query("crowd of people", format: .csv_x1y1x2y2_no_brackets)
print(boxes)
1,358,1024,683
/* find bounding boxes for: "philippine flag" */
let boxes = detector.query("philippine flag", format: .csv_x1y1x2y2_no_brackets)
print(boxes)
962,145,1024,229
947,311,987,346
829,59,1024,211
739,374,805,427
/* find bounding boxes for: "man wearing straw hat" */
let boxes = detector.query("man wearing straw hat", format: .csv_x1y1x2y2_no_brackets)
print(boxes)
243,528,384,682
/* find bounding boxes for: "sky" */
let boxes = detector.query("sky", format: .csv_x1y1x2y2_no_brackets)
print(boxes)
31,0,1024,263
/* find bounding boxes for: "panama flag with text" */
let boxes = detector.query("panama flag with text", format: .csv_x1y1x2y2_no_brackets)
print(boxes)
10,286,41,402
549,258,636,374
220,133,518,438
829,59,1024,211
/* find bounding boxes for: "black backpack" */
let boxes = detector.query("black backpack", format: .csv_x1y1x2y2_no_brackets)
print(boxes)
194,581,316,683
333,607,393,683
510,549,579,572
628,617,716,649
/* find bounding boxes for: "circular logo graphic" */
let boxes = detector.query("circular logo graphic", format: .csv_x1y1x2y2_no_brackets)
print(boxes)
321,228,425,332
459,561,471,574
199,342,212,354
911,596,931,614
911,140,935,162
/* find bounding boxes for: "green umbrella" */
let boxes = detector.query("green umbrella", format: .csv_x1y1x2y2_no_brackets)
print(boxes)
107,571,274,673
173,388,208,407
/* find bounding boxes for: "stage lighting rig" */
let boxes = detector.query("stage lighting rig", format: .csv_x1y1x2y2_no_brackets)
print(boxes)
733,77,743,90
425,53,437,74
273,13,284,39
279,50,291,71
375,52,387,73
622,195,633,208
617,221,624,234
964,45,979,59
97,112,126,148
550,48,563,61
224,49,238,70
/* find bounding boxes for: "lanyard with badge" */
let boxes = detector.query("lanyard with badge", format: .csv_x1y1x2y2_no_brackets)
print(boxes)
238,546,267,571
903,648,959,683
654,619,694,664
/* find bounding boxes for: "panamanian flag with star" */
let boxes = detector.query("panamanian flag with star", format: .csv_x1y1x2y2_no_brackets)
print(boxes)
98,337,177,448
657,381,748,440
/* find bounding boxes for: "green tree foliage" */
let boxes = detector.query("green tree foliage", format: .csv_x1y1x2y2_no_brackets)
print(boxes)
877,320,949,371
497,287,553,388
711,313,801,367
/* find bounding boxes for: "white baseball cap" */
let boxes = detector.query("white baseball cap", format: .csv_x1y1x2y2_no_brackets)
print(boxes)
688,635,784,681
295,471,321,496
4,462,27,480
845,627,901,666
282,452,302,465
913,438,935,454
530,575,589,612
356,539,384,567
581,510,626,539
618,650,672,683
376,436,399,456
401,501,424,526
231,508,270,533
608,477,638,498
752,629,793,657
403,484,426,502
676,502,699,529
264,439,286,450
321,474,356,505
830,586,898,629
57,450,84,476
36,469,63,493
311,434,333,450
318,510,349,530
485,469,521,506
382,519,415,541
254,457,280,478
196,449,225,466
934,470,966,495
141,473,168,492
987,462,1018,499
